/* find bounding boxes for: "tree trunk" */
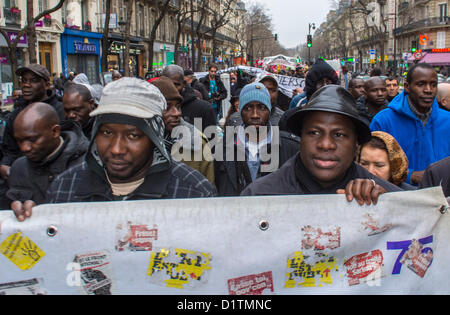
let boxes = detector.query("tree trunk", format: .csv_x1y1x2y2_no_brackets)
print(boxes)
148,0,171,72
27,0,37,63
123,0,133,77
101,0,112,72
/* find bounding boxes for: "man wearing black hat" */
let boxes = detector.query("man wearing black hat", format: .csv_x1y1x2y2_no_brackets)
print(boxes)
0,64,65,181
241,85,401,204
184,69,208,101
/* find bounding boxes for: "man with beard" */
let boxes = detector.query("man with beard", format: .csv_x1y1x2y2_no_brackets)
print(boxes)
356,76,389,125
215,82,299,196
241,85,401,202
385,77,400,102
371,63,450,185
0,64,65,182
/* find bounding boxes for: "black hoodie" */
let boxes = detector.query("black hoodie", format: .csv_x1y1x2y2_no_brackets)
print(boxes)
181,85,217,135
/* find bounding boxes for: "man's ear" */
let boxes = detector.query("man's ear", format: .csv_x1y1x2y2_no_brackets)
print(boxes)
52,124,61,138
89,99,95,111
403,81,409,94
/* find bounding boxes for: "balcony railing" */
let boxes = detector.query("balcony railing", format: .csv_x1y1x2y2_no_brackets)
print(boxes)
3,7,21,26
394,16,449,36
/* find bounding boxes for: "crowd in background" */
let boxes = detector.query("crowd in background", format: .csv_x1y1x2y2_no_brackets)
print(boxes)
0,58,449,220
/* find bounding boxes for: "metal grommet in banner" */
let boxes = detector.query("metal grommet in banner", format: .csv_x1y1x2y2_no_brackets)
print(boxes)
259,220,269,231
47,225,58,237
439,205,448,214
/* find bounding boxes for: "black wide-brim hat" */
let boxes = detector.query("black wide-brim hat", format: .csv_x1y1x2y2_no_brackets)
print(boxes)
287,85,371,144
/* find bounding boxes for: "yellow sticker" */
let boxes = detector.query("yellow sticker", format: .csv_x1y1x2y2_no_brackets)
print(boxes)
285,251,338,288
0,232,45,270
147,247,212,289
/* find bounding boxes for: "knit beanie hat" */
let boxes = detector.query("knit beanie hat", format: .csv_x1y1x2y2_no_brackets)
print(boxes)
305,59,339,100
239,82,271,113
151,76,183,104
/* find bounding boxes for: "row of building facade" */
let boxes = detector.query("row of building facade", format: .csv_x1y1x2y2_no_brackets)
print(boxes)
0,0,246,101
312,0,449,75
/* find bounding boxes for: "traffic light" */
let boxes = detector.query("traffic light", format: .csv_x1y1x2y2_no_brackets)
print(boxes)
411,40,418,53
274,34,278,41
307,35,312,48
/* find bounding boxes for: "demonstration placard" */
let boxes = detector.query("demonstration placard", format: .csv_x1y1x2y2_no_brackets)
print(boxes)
0,187,448,294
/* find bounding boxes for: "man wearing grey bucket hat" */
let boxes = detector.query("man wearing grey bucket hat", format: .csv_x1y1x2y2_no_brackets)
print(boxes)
241,85,401,204
12,78,216,218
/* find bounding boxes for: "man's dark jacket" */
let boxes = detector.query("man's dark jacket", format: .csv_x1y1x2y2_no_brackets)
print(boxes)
6,120,88,205
191,78,209,101
356,96,388,126
199,75,227,108
181,85,217,134
241,153,402,196
45,159,216,203
1,90,65,166
419,156,450,197
214,129,300,196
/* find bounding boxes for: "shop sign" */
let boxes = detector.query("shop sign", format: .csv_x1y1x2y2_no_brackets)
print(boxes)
7,32,27,44
74,41,97,53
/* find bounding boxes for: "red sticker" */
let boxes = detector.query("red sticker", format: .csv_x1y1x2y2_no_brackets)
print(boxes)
344,250,384,286
301,226,341,251
116,222,158,251
228,271,274,295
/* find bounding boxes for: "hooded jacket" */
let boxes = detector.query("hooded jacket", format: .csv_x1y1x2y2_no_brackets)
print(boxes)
1,89,65,166
6,120,88,205
370,91,450,183
45,115,216,203
181,85,217,135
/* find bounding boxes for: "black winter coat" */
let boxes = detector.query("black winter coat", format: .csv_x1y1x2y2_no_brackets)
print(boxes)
419,156,450,197
241,153,402,196
6,121,89,205
214,129,300,196
181,86,217,135
0,90,65,166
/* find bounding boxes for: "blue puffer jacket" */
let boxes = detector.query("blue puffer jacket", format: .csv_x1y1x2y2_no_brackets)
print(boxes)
370,91,450,184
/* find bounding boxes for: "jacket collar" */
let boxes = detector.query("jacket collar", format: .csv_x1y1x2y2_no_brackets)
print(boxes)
74,163,172,200
390,91,440,123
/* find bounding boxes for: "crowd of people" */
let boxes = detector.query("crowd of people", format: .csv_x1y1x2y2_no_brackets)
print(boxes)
0,59,449,221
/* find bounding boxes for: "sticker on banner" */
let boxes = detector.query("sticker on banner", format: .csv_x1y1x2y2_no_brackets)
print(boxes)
387,235,433,277
228,271,274,295
0,278,47,295
285,251,339,288
301,225,341,250
344,250,385,286
400,239,433,278
361,213,392,236
0,232,45,270
115,222,158,251
147,247,212,289
73,250,115,295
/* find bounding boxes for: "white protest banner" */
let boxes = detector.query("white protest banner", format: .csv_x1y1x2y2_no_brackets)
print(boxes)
0,187,448,295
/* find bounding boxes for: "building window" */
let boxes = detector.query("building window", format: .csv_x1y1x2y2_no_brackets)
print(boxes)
439,3,448,23
38,0,48,13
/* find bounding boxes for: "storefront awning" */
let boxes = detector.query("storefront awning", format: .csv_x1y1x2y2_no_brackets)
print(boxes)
419,52,450,66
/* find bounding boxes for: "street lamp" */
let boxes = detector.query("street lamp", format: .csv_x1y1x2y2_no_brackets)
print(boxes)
308,22,315,64
118,18,126,73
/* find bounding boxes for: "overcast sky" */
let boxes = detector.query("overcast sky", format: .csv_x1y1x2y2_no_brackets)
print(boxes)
247,0,333,49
